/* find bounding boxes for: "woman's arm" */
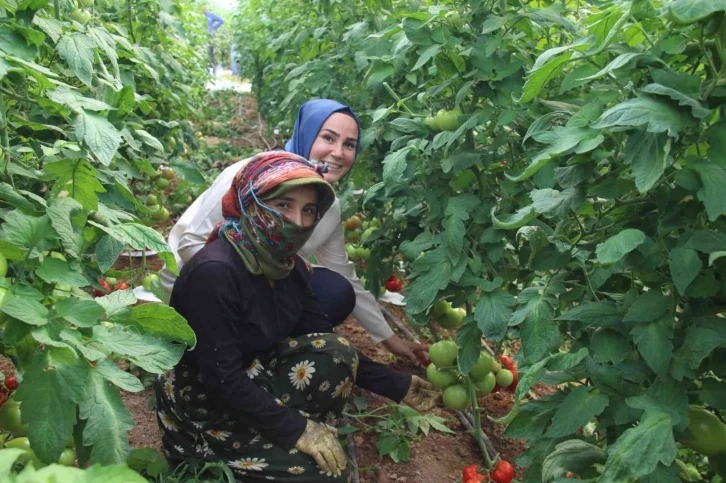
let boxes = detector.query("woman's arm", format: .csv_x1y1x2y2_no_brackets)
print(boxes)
175,260,307,446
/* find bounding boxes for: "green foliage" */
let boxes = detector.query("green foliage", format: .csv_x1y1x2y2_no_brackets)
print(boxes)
0,0,206,473
237,0,726,480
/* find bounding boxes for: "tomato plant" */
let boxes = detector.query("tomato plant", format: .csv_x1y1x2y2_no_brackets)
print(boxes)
0,0,204,474
235,0,726,480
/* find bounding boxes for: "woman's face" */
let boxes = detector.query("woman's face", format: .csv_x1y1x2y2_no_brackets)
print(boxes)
268,185,320,228
308,112,359,183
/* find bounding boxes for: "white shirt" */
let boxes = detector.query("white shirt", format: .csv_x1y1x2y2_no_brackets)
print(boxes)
159,157,394,343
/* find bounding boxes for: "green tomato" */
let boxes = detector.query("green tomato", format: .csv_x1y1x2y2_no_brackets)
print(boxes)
443,384,469,411
70,8,92,24
432,300,451,318
495,369,514,387
474,372,497,395
426,363,458,389
0,253,7,277
378,286,386,298
57,447,76,466
142,274,161,292
357,247,371,261
680,405,726,456
345,244,359,261
147,194,159,205
469,352,494,381
0,399,28,437
360,227,379,242
4,437,42,468
104,277,117,288
491,360,502,374
424,116,440,131
152,206,170,221
429,340,458,367
156,178,170,190
433,108,463,131
439,306,466,330
369,218,381,229
161,168,176,180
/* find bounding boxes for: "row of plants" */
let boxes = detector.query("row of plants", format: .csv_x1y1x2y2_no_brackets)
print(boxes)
0,0,210,479
234,0,726,481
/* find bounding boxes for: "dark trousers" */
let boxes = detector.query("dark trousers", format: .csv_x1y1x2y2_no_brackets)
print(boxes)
309,268,356,327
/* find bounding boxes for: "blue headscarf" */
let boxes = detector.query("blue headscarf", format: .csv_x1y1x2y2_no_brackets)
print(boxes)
284,99,362,160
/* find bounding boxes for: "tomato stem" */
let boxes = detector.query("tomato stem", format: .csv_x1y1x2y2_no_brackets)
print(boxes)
467,378,494,469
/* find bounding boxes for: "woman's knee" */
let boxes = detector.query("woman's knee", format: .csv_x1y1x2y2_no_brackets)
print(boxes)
310,268,356,326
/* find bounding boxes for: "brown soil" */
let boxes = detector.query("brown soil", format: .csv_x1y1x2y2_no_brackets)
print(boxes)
335,311,527,483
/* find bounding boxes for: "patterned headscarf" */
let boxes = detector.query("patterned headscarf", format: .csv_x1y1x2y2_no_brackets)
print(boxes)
207,151,335,279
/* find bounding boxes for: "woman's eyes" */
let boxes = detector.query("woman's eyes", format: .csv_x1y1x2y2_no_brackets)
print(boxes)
344,142,357,150
303,206,318,217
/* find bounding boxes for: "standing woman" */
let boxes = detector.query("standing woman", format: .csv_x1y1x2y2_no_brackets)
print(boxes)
156,152,438,481
160,99,428,366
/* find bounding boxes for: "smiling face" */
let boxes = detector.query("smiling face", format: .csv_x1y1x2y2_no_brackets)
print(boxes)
267,185,319,228
308,112,359,183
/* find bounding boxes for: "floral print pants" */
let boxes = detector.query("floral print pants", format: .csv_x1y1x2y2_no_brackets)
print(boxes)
155,333,359,482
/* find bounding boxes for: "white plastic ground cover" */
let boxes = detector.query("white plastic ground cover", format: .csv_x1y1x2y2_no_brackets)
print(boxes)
378,291,405,306
133,285,163,303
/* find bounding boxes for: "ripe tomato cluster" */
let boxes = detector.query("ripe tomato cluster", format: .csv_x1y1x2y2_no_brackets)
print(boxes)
93,277,130,297
0,375,18,407
493,355,518,394
462,460,515,483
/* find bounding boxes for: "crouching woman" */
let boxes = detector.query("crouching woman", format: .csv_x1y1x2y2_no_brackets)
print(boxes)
155,152,438,481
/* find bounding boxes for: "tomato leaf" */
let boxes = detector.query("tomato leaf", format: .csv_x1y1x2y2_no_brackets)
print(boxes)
631,315,674,380
36,258,89,287
626,379,688,429
93,358,144,393
669,247,701,295
596,229,646,265
53,298,105,327
545,385,609,438
599,411,677,483
79,369,134,464
1,293,49,326
15,348,89,463
127,303,196,347
688,162,726,221
91,325,184,374
541,439,607,482
624,130,670,193
474,288,515,341
56,33,95,87
2,211,57,252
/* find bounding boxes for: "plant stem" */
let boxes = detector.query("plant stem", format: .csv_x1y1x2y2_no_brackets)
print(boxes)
54,0,60,20
467,379,494,468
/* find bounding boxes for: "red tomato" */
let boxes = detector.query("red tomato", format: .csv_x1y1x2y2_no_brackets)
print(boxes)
466,476,488,483
98,279,112,293
490,460,515,483
498,355,515,371
4,376,18,391
115,282,129,290
463,464,481,480
385,276,403,292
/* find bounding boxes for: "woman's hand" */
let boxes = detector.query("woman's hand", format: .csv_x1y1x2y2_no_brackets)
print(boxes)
402,375,440,412
381,335,430,367
294,419,347,476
